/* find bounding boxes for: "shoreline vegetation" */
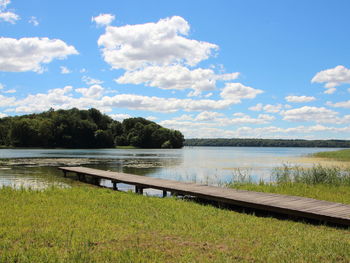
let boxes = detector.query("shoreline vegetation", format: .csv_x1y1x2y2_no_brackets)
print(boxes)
0,108,184,149
312,149,350,161
184,138,350,148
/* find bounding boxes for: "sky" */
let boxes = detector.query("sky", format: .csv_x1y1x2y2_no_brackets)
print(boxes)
0,0,350,139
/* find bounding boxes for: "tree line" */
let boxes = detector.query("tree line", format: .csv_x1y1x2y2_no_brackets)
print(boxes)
184,138,350,148
0,108,184,149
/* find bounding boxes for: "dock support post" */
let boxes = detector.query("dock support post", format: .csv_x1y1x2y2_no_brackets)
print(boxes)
162,190,167,198
77,173,81,181
93,177,100,186
135,186,144,195
112,181,118,190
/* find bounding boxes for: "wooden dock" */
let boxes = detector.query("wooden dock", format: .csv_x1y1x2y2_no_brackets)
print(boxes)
59,166,350,226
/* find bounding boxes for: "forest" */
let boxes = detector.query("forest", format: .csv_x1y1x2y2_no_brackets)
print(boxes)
184,138,350,148
0,108,184,149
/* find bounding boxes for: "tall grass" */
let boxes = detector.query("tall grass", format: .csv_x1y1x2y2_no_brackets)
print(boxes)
272,163,350,186
313,149,350,161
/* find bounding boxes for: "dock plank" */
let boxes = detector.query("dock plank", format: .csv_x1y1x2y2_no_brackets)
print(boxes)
59,166,350,226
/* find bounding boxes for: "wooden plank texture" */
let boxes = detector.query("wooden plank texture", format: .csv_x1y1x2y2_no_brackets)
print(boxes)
59,166,350,226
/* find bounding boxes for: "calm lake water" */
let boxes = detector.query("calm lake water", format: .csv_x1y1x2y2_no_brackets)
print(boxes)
0,147,341,193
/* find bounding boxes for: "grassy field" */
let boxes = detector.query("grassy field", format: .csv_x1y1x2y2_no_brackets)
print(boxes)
313,149,350,161
0,185,350,263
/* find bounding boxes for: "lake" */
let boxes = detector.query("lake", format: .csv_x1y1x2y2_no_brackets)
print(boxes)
0,147,341,193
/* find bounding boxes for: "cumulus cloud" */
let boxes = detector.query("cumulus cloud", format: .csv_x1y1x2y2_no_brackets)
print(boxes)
249,103,283,113
220,83,263,102
102,94,233,112
0,112,7,118
311,65,350,94
81,76,103,85
195,111,224,121
28,16,39,26
160,112,275,134
75,85,104,98
0,37,78,73
2,85,242,114
0,11,19,23
116,65,239,95
249,103,263,111
0,0,19,24
60,66,71,74
280,106,350,124
285,95,316,103
0,94,15,107
160,119,350,139
92,13,115,26
98,16,218,70
3,89,15,93
327,100,350,108
263,104,283,113
109,113,132,121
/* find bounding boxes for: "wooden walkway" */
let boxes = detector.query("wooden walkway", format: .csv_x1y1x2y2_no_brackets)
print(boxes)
59,166,350,226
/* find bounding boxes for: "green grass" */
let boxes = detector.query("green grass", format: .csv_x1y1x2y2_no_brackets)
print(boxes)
0,185,350,263
313,149,350,161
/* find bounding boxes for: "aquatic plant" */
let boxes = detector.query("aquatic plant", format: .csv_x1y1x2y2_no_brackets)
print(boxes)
272,164,350,186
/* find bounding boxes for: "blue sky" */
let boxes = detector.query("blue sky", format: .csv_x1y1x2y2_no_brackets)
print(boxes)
1,0,350,139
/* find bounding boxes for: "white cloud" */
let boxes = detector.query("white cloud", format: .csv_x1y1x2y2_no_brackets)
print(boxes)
220,83,263,102
0,94,15,107
160,112,275,134
249,103,283,113
0,0,10,10
285,95,316,103
109,113,132,121
3,89,15,93
231,113,275,124
311,65,350,94
98,16,218,70
81,76,103,85
249,103,263,111
3,85,241,114
80,68,87,73
0,0,19,24
173,114,194,121
0,112,7,118
160,120,350,139
60,66,71,74
280,106,348,124
146,116,157,121
102,94,234,113
263,104,283,113
0,83,3,89
195,111,224,121
92,13,115,27
75,85,104,98
0,11,19,23
28,16,39,26
116,65,239,95
0,37,78,73
327,100,350,108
